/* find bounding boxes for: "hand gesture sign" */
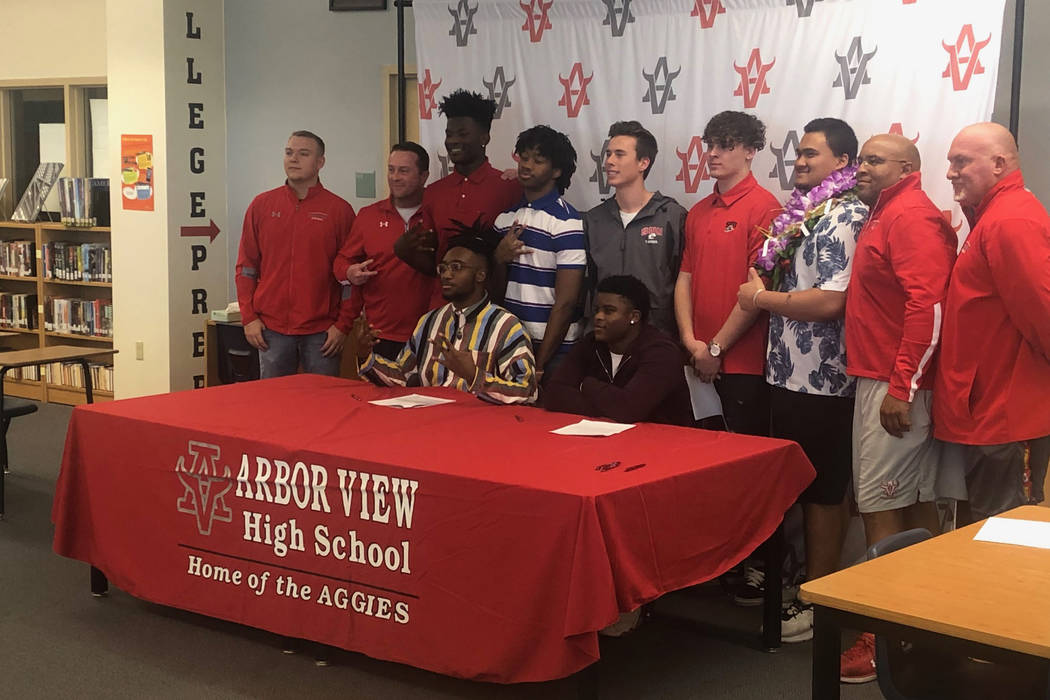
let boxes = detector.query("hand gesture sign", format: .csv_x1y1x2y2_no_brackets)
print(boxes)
495,222,528,264
346,259,379,285
430,333,478,382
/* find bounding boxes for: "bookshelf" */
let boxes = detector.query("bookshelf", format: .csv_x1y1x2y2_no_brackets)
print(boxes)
0,220,113,405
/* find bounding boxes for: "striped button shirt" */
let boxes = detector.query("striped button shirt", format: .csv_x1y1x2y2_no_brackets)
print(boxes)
360,296,537,404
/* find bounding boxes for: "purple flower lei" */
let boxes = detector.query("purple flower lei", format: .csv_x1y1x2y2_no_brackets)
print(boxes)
755,164,859,278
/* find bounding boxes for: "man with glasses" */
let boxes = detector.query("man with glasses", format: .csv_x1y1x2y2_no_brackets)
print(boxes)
352,233,537,404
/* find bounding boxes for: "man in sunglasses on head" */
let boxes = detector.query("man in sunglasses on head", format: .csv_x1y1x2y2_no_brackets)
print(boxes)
351,233,538,404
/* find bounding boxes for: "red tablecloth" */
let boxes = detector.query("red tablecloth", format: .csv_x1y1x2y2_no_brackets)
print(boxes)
52,374,814,682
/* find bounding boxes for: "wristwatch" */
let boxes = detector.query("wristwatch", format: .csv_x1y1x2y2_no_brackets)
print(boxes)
708,341,723,358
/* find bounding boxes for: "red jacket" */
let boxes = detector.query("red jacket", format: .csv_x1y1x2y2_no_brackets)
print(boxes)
333,198,436,342
933,170,1050,444
236,182,356,335
845,173,957,401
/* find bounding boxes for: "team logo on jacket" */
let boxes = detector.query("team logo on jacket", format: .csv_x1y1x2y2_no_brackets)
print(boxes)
733,49,775,109
417,69,443,120
769,130,800,192
888,122,920,144
690,0,725,29
448,0,479,47
788,0,823,18
590,139,612,196
724,221,737,233
558,62,593,118
601,0,634,37
833,36,876,100
675,136,712,194
943,24,991,91
309,211,328,222
641,226,664,243
520,0,554,43
176,441,233,536
482,66,516,119
642,57,681,115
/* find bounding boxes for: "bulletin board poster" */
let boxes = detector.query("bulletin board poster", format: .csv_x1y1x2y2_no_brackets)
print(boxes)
120,134,154,211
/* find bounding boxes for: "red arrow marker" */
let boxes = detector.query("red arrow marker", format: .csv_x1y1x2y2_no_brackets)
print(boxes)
180,219,221,242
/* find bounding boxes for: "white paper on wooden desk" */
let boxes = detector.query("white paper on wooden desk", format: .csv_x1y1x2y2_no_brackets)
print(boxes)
550,419,636,437
684,367,724,421
369,394,457,408
974,517,1050,549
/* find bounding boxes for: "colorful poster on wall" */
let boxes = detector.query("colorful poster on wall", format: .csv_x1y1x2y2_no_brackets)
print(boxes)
120,134,154,211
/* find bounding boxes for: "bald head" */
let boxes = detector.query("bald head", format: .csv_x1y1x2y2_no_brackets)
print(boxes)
947,122,1020,207
855,133,922,206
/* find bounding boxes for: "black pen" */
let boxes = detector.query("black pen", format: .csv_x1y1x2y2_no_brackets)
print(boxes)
623,463,646,472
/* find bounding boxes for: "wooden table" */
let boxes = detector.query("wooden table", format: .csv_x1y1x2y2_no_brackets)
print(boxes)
801,505,1050,699
0,345,117,518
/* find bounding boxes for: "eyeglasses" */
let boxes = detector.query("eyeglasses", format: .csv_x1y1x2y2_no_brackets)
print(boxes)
436,261,475,275
859,155,911,167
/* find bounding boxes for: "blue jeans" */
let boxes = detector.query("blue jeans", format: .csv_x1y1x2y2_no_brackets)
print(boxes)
258,329,340,379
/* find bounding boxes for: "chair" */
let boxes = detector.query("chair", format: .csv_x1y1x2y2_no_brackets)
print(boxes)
868,528,1050,700
1,396,38,474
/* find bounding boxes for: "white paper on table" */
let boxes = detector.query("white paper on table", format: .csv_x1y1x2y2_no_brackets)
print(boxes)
368,394,457,408
550,419,636,437
973,517,1050,550
683,367,724,421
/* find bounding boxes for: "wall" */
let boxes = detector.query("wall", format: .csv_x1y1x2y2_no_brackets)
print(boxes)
0,0,107,80
223,0,414,304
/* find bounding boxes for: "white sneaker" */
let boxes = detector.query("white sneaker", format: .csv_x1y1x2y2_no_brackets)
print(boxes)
781,600,813,642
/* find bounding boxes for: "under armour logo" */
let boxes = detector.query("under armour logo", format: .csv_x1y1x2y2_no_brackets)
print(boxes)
601,0,634,37
379,220,389,228
833,36,877,100
520,0,554,43
558,62,593,118
176,441,233,536
888,122,920,144
787,0,823,17
417,69,443,120
733,48,775,109
448,0,479,47
270,211,281,218
769,130,800,192
590,139,611,196
675,136,712,195
690,0,725,29
642,57,681,115
942,24,991,91
482,66,516,119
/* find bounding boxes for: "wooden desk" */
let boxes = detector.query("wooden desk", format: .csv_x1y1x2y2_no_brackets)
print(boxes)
801,505,1050,699
0,345,117,519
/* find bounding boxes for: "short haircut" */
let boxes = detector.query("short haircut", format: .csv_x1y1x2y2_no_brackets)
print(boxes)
446,232,494,274
803,118,858,164
390,141,430,173
607,120,658,179
438,89,497,133
703,111,767,151
515,125,577,194
596,275,651,323
290,130,325,156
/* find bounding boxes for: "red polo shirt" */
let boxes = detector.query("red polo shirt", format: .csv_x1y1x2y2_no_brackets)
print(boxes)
933,170,1050,444
333,198,436,343
679,173,779,376
845,173,957,402
424,159,522,253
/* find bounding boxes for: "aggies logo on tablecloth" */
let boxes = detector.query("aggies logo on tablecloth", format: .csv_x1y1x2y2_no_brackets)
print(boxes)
590,138,612,196
642,57,681,115
690,0,725,30
176,441,233,536
942,24,992,91
769,130,800,192
417,69,443,120
482,66,516,119
448,0,479,47
675,136,712,194
558,62,593,118
788,0,823,18
520,0,554,43
601,0,634,37
733,49,775,109
833,36,877,101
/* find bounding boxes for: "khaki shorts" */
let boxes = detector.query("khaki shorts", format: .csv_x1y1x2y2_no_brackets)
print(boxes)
852,378,940,513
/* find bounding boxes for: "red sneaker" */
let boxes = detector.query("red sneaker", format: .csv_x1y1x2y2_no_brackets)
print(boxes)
840,632,877,684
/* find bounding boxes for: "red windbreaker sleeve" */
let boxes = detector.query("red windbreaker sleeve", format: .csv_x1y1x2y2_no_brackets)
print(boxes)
235,200,261,325
887,208,957,401
333,213,367,322
984,218,1050,361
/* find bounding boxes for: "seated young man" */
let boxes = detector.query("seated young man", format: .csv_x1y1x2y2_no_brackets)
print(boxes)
544,275,692,425
353,233,537,404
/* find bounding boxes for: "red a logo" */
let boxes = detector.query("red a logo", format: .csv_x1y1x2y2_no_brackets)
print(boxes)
675,137,712,194
888,123,920,144
417,69,443,120
558,62,593,118
520,0,554,43
733,49,775,108
942,25,991,91
941,210,963,234
690,0,725,29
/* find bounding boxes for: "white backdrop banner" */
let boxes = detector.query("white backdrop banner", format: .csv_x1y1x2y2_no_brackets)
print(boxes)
415,0,1005,239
